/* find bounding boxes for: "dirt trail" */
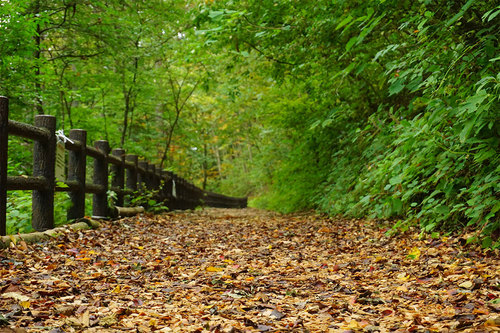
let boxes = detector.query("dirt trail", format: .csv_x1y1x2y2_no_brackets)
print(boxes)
0,208,499,332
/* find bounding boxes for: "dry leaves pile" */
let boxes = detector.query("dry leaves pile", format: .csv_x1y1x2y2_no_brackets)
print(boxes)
0,208,499,332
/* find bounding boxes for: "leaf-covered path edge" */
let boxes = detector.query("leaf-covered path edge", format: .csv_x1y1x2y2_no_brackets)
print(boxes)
1,208,499,332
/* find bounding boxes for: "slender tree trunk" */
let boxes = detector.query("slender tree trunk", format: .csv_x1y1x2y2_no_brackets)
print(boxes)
59,90,65,130
213,145,222,180
34,0,44,115
63,95,74,128
159,74,200,169
120,57,139,147
101,89,109,142
159,111,180,169
202,143,208,190
241,145,248,174
121,91,129,147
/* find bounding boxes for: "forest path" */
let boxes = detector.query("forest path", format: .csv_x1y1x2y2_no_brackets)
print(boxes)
1,208,499,332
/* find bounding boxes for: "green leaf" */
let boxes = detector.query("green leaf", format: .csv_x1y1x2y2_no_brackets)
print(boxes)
391,197,403,214
56,181,69,188
435,205,450,216
389,79,405,95
389,175,403,185
446,0,476,27
459,118,475,143
336,15,353,31
209,10,225,20
345,36,357,51
482,237,492,248
482,6,500,22
474,149,496,163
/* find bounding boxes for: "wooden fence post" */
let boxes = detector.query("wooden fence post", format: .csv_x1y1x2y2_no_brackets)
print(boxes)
67,129,87,220
111,148,125,207
126,154,138,205
126,155,138,192
149,164,156,190
138,161,148,191
160,170,168,202
93,140,110,218
0,97,8,236
154,165,161,190
32,115,56,231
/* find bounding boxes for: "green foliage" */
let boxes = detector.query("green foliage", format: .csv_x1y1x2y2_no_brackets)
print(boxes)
6,190,33,234
129,188,168,214
2,0,498,247
7,161,72,233
195,0,499,246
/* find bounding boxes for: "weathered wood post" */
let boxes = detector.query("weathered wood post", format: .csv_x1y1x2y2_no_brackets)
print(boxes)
137,161,148,191
181,178,185,208
32,115,56,231
155,165,161,190
67,129,87,220
0,97,8,235
149,164,156,191
126,155,138,192
93,140,110,218
125,154,138,205
160,170,169,203
111,148,125,207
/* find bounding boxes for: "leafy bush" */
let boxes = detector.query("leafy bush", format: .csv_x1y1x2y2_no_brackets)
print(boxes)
199,0,499,247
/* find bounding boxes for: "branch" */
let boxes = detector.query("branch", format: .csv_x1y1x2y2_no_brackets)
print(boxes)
242,15,294,30
243,41,295,66
47,52,103,61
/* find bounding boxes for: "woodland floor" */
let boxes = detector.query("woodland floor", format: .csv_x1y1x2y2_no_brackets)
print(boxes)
0,208,499,333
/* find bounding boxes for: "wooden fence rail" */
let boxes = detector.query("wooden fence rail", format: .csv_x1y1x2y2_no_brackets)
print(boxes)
0,96,247,236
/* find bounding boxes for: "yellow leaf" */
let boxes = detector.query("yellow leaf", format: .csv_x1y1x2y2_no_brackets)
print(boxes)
246,277,255,281
397,272,410,281
346,320,362,329
8,235,17,245
206,266,223,272
459,281,473,289
408,247,421,260
20,301,30,309
318,227,331,233
396,285,408,292
223,259,234,264
112,285,121,293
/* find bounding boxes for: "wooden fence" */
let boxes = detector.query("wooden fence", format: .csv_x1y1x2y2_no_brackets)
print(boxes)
0,96,246,236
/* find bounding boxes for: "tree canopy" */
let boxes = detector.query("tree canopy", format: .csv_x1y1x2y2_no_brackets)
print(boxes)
1,0,499,246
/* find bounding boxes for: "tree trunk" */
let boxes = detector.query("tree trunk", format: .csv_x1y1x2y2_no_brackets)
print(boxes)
34,0,44,115
120,57,139,147
213,145,222,180
202,143,208,190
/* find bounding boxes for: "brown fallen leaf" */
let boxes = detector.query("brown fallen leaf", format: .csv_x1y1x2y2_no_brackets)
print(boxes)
0,208,498,332
484,317,500,327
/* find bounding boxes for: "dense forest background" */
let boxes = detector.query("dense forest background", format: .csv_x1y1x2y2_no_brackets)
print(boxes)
1,0,499,246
